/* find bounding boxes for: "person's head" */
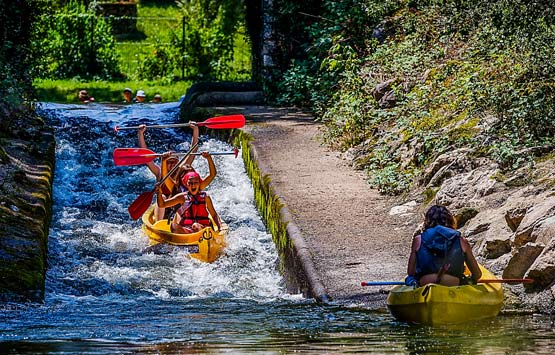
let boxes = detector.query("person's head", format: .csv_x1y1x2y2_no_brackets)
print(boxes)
166,155,179,169
152,94,162,103
78,90,89,102
123,88,133,102
136,90,146,102
424,205,457,229
181,171,201,195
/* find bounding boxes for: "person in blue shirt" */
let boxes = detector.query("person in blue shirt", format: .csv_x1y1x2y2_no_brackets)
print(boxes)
405,205,482,287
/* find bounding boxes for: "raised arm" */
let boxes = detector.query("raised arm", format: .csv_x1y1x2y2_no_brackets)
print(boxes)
183,122,199,167
138,124,160,178
200,152,216,190
205,194,221,230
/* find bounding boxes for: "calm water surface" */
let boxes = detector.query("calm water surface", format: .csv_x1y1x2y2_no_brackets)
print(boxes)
0,102,554,354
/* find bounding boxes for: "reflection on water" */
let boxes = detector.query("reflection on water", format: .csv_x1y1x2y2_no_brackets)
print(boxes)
0,103,554,354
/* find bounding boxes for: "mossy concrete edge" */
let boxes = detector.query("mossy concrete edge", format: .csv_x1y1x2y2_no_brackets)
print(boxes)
234,129,331,303
0,124,55,302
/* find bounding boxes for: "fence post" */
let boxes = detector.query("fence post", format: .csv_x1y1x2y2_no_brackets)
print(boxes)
88,14,96,75
181,16,185,80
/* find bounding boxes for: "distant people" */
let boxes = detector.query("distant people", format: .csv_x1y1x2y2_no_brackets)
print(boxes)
135,90,146,103
405,205,482,287
123,88,133,103
151,94,162,103
78,90,94,103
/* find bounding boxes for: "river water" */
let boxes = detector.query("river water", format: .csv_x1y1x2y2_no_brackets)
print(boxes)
0,102,554,354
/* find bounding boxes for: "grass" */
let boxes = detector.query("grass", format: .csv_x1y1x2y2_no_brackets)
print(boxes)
33,1,251,103
33,78,193,104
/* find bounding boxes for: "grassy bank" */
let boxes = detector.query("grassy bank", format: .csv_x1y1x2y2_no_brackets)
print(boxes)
34,78,192,104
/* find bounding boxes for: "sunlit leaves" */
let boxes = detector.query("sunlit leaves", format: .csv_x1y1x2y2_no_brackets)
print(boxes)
32,0,120,80
271,0,555,194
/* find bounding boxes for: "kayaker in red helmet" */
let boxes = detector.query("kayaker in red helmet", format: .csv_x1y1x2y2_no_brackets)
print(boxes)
137,122,216,221
405,205,482,287
156,171,221,234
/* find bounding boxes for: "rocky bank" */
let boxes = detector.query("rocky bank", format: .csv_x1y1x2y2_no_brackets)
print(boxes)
0,108,55,302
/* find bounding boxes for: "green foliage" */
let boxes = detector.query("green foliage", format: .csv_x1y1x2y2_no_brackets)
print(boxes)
135,41,179,82
0,0,41,110
273,0,555,195
32,0,120,80
176,0,246,80
268,0,403,105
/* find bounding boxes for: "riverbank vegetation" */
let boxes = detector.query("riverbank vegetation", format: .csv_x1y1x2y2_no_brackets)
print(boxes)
269,0,555,195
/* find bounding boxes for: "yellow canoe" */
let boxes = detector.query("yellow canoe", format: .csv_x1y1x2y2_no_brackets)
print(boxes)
386,264,503,325
141,205,228,263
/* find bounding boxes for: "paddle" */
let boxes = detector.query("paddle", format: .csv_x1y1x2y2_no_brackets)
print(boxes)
114,114,246,133
113,147,240,166
127,142,198,220
360,278,534,286
361,281,405,286
477,278,534,284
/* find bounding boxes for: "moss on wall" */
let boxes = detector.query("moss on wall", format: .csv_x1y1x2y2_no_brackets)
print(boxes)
0,123,55,302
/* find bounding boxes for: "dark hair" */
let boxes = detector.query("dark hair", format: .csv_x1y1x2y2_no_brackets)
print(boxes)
424,205,457,229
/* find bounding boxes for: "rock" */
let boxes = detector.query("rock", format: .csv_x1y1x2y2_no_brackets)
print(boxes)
419,148,472,187
454,207,479,228
525,239,555,291
513,195,555,248
503,243,544,279
483,253,512,276
530,215,555,245
463,209,513,258
505,207,527,232
378,90,396,108
371,78,396,101
482,235,513,259
389,200,417,216
435,166,502,209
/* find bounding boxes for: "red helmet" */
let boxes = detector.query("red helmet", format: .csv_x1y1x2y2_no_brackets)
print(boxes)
181,171,200,186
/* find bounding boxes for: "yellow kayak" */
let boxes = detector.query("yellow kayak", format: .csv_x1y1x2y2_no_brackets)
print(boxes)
386,264,503,325
141,205,228,263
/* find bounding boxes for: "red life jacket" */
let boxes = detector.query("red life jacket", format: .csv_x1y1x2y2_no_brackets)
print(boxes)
177,191,211,226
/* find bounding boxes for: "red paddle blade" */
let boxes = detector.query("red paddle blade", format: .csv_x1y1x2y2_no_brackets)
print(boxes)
128,190,155,220
198,114,246,129
113,148,157,166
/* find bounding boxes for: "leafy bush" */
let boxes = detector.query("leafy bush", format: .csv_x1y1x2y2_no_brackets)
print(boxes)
0,0,41,110
135,41,179,82
176,0,245,80
32,0,120,80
